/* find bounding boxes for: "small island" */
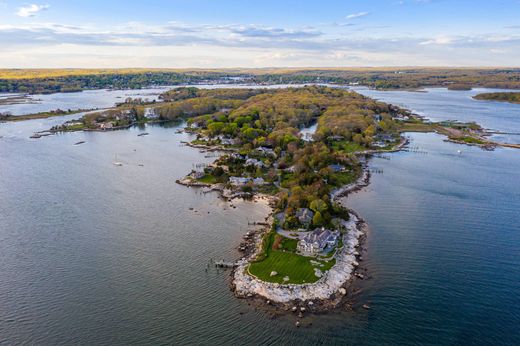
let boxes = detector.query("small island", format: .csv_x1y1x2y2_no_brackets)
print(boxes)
473,92,520,104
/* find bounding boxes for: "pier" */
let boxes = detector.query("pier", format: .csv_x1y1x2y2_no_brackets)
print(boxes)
214,260,237,268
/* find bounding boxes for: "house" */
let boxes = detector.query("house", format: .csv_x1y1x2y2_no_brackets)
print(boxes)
297,228,340,255
229,177,251,186
220,138,237,145
256,147,276,157
229,176,266,186
295,208,314,227
245,158,265,168
327,135,344,141
328,164,346,173
144,108,159,119
376,134,395,142
191,171,205,179
230,153,245,160
252,177,266,185
99,122,114,130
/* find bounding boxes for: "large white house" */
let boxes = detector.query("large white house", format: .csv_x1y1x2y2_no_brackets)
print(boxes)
297,228,339,255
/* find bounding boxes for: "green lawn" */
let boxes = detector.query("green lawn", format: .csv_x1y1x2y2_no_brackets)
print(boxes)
331,140,366,153
249,232,336,284
197,174,218,184
280,237,298,252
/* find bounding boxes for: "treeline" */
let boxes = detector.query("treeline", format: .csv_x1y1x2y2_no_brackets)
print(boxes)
3,68,520,94
0,72,213,94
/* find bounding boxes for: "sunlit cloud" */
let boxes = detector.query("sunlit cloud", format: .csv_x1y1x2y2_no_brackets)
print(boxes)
16,4,49,17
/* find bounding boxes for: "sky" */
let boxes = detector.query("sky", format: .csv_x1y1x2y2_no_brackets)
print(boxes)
0,0,519,68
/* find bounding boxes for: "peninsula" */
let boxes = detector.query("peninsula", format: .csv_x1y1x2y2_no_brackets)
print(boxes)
46,86,513,309
473,92,520,104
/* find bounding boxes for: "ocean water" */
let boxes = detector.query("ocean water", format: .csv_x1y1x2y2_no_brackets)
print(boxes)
0,87,173,116
352,87,520,144
0,88,519,345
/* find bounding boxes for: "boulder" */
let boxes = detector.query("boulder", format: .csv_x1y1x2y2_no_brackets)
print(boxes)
270,271,278,277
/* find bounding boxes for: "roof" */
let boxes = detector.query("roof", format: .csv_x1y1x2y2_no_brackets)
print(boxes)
301,228,338,248
295,208,314,223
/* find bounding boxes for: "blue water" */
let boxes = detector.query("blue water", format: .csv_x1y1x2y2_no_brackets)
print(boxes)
344,132,520,345
353,87,520,144
0,87,173,116
1,87,519,345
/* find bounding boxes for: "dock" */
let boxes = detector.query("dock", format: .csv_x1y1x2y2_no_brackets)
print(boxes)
214,260,237,268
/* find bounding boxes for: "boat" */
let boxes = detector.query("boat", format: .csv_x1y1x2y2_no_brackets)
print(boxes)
113,154,123,166
137,132,149,137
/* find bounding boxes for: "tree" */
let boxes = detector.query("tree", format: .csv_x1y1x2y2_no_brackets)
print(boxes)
312,211,324,227
310,199,328,213
208,121,225,136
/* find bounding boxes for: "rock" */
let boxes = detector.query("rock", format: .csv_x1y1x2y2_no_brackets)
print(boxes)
295,321,301,328
300,307,306,312
362,304,370,310
339,288,347,295
247,293,253,298
270,271,278,277
292,306,298,312
298,312,303,318
283,276,290,282
355,273,365,279
266,300,271,305
308,301,314,306
314,268,323,278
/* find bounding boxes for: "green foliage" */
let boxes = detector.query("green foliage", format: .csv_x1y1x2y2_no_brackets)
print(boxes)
312,211,324,226
310,199,328,213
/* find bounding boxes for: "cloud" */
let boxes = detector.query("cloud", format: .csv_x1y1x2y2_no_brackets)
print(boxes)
17,4,49,17
419,37,455,45
1,21,520,67
227,25,321,39
346,12,369,20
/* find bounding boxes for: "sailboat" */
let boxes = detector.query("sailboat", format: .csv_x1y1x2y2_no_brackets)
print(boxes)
113,154,123,166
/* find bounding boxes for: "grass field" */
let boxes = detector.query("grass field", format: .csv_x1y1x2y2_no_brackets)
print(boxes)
197,174,218,184
249,232,336,284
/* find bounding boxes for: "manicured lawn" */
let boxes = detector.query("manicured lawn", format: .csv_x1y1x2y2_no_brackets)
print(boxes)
197,174,218,184
280,237,298,252
249,250,336,284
